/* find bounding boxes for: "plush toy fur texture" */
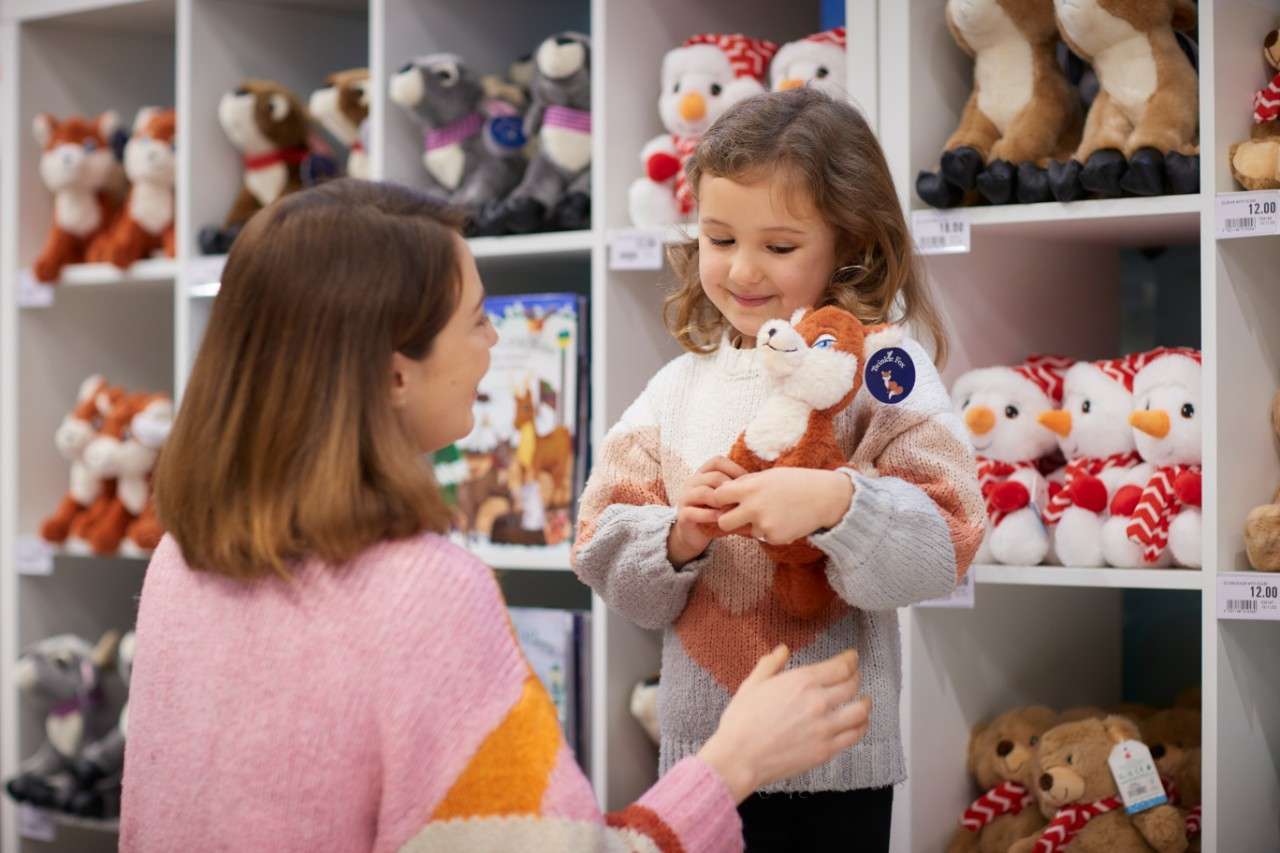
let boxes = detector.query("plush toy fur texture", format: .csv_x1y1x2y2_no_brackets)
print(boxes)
1244,390,1280,571
917,0,1082,208
1010,715,1188,853
32,112,123,282
948,706,1057,853
703,306,900,618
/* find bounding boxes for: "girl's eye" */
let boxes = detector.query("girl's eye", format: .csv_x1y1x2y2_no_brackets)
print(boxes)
813,334,837,350
767,245,797,255
710,83,722,96
708,237,734,247
1081,400,1091,414
816,66,829,79
1005,405,1019,419
1181,403,1195,418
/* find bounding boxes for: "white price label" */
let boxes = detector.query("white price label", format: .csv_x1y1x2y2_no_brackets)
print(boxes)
1108,740,1168,814
17,269,55,308
916,571,975,609
18,804,56,842
1217,572,1280,620
912,211,971,255
15,534,54,576
608,230,664,271
1215,191,1280,239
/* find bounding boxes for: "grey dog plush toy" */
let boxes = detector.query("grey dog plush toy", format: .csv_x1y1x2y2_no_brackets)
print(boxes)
389,54,527,224
477,33,592,234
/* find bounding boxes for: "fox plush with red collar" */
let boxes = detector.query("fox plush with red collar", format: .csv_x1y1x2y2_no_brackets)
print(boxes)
704,305,901,617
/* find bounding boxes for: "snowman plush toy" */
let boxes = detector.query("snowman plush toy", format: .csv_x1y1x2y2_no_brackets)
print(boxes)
1102,348,1203,569
627,32,777,227
1037,356,1144,567
952,355,1072,566
770,28,847,98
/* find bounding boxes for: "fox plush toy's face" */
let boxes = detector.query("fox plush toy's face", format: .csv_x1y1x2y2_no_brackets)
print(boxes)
33,112,120,193
757,306,893,413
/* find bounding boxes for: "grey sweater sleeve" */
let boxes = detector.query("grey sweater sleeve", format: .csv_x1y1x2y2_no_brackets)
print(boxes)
572,504,711,630
812,470,958,611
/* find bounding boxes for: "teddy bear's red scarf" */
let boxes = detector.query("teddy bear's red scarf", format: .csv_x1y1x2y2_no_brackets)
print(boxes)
960,781,1035,831
1033,795,1122,853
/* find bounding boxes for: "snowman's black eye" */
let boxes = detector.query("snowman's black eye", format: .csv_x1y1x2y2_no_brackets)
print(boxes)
816,66,829,78
1005,405,1019,419
673,82,680,94
1181,403,1194,419
710,83,722,96
1081,400,1091,414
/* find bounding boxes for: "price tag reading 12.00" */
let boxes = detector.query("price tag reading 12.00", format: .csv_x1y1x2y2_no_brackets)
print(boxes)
1216,191,1280,239
1217,572,1280,621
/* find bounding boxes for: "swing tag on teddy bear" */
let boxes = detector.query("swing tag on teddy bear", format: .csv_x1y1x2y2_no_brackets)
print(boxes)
1107,740,1168,814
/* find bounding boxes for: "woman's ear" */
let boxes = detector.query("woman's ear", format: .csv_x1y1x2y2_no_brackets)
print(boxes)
389,352,413,410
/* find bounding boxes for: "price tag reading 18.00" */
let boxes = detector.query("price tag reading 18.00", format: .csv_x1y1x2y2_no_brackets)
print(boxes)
911,211,971,255
1216,191,1280,239
1218,572,1280,620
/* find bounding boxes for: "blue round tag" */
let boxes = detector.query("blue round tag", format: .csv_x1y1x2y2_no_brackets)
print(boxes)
866,347,915,404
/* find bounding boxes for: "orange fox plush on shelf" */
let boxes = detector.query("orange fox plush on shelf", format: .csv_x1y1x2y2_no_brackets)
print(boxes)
77,392,169,556
32,112,124,282
41,376,111,544
88,107,177,269
703,305,902,618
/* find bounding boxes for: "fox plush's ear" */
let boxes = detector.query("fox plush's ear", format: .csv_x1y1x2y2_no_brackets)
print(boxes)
789,307,808,326
863,323,903,361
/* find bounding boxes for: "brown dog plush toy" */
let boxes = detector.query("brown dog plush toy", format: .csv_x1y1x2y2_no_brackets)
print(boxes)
310,68,370,180
917,0,1082,208
1244,391,1280,571
704,306,900,618
1230,25,1280,190
1011,715,1188,853
949,706,1057,853
1049,0,1199,200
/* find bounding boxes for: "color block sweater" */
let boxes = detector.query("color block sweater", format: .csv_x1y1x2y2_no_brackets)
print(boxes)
573,337,985,793
121,534,742,852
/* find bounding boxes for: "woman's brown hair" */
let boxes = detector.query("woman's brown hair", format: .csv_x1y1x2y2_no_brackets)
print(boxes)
155,179,463,580
666,87,949,367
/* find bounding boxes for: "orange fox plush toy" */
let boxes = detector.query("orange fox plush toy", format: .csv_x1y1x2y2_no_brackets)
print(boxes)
705,305,902,618
88,107,177,269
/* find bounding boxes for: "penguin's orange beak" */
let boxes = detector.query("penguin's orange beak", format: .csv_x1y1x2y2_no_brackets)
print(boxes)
1038,410,1072,438
1130,409,1171,438
679,92,707,121
965,405,996,436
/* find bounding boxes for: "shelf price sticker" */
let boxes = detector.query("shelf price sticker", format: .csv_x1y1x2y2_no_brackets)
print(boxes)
18,804,56,842
15,534,54,576
911,210,971,255
1217,572,1280,620
916,570,975,609
608,229,665,271
17,269,55,308
1215,191,1280,239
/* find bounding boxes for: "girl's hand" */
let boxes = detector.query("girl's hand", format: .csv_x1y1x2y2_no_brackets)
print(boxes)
698,645,871,803
667,456,748,568
712,468,853,545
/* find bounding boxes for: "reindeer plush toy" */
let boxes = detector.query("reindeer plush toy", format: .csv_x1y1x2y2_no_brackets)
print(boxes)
705,305,902,618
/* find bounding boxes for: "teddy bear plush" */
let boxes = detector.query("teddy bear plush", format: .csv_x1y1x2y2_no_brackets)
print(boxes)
388,54,528,222
1231,26,1280,190
1244,390,1280,571
703,306,901,618
309,68,370,180
475,32,592,235
1140,709,1202,850
628,33,778,227
771,28,848,98
1010,715,1188,853
949,705,1058,853
953,355,1073,566
31,112,125,282
198,80,321,255
87,106,176,269
1048,0,1199,201
917,0,1082,208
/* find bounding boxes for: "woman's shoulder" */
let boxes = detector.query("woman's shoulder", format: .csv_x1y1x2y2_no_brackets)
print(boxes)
357,532,503,607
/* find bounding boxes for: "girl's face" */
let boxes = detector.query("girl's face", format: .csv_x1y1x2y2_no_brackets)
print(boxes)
697,172,838,345
392,235,498,453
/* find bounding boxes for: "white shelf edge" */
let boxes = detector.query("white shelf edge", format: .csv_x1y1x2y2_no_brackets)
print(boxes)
27,258,178,289
466,230,593,260
972,563,1204,591
463,541,573,572
944,193,1202,227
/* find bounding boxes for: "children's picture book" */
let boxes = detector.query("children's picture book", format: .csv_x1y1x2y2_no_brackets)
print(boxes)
436,293,588,553
508,607,591,764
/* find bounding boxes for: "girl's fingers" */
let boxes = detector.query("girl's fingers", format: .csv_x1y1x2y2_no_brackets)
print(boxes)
823,670,863,709
829,696,871,732
741,644,789,688
716,505,752,533
700,456,749,479
680,506,723,525
806,650,860,688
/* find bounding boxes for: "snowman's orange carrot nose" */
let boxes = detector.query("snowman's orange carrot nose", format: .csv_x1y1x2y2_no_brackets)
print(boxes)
1130,409,1171,438
1038,409,1072,438
965,405,995,436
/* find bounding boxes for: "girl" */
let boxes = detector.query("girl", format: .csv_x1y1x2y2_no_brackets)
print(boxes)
120,179,871,852
573,88,986,852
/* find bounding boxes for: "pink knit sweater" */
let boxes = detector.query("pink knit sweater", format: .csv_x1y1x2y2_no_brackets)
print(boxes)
121,533,741,852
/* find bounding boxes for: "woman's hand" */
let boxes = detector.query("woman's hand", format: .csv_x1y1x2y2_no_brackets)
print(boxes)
712,468,853,545
698,645,871,803
667,457,747,568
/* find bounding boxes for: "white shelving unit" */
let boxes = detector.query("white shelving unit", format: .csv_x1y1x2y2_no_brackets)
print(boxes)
1,1,1276,852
